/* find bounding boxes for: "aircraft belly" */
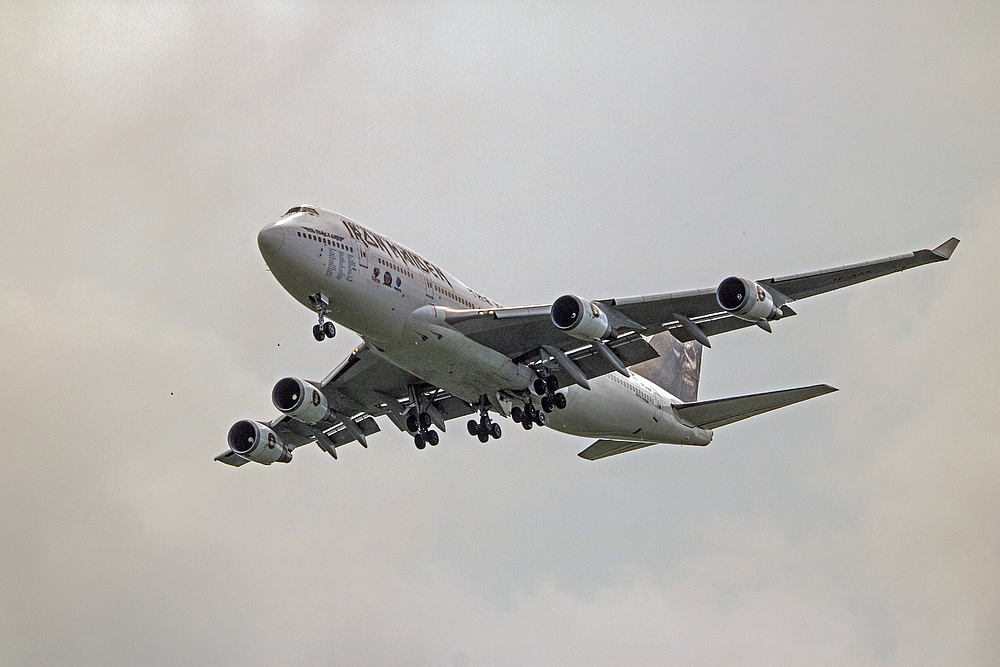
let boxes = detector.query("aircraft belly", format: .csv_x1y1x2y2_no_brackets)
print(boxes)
547,379,711,445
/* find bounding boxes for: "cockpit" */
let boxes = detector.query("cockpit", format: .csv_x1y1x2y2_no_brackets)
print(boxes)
282,206,319,217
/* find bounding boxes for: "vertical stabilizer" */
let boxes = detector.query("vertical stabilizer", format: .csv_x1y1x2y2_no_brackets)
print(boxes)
631,333,703,402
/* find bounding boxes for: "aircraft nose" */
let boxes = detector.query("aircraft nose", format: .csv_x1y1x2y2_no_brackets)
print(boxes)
257,223,285,256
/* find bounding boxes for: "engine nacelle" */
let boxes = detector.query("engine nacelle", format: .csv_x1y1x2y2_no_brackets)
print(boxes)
551,295,614,341
227,420,291,465
716,276,783,322
272,377,329,424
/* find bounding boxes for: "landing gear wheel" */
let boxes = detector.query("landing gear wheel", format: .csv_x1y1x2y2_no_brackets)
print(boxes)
490,422,502,439
541,396,554,413
546,376,559,392
523,402,537,422
522,418,533,430
406,414,419,433
477,430,489,443
414,433,426,449
535,410,547,427
419,412,432,429
554,392,567,410
468,420,479,436
312,324,325,341
323,321,336,338
510,406,523,423
426,430,439,446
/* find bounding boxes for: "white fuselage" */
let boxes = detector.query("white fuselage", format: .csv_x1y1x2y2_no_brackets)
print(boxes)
258,208,712,446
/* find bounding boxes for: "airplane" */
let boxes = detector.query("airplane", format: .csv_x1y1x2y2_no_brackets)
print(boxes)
218,206,959,466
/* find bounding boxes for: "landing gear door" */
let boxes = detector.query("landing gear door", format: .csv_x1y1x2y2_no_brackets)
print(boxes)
357,242,368,269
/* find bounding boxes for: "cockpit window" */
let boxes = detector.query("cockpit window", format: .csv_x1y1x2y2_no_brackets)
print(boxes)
282,206,319,217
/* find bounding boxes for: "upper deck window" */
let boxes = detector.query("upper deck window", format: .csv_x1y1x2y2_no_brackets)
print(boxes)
283,206,319,217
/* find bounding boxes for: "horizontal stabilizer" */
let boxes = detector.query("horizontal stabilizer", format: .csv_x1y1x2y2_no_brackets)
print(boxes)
578,439,657,461
673,384,837,430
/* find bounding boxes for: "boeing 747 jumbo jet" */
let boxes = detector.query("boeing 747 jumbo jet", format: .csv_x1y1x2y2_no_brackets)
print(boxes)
218,207,958,466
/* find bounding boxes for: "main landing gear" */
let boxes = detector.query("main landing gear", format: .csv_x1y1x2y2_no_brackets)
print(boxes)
511,375,566,430
310,293,336,341
467,398,502,443
406,411,439,449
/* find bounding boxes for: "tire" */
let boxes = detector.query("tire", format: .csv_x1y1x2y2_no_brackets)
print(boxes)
419,412,432,429
477,431,489,443
467,420,479,436
524,403,536,421
554,393,567,410
312,324,325,341
546,376,559,392
414,433,425,449
406,414,418,433
541,396,554,413
490,423,502,439
533,378,547,395
522,419,533,430
323,321,336,338
535,410,547,427
426,430,439,446
510,406,522,423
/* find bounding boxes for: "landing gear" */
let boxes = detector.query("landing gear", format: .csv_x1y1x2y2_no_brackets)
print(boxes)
514,399,549,429
310,293,335,341
468,396,502,442
408,411,439,449
534,373,568,414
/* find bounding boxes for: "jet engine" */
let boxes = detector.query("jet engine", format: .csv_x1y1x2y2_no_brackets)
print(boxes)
227,420,291,464
551,295,614,341
272,377,329,424
716,277,784,322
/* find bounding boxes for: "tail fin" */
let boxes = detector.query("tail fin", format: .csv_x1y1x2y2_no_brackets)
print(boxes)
631,333,703,403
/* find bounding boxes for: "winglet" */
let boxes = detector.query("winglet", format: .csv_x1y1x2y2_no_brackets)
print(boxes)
931,237,960,260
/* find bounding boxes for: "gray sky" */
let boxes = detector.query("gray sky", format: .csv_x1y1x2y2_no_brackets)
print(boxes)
2,2,998,665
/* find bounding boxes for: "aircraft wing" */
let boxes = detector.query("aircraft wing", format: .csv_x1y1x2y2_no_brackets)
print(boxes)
216,343,476,465
443,238,959,355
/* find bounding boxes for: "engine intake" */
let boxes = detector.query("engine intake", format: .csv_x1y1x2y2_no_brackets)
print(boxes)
716,277,783,322
272,377,329,424
227,420,291,465
551,295,614,341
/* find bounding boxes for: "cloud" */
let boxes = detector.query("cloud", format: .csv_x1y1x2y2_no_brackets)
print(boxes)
0,2,998,665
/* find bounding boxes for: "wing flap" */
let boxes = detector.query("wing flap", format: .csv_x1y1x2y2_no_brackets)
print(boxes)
215,450,252,467
673,384,837,430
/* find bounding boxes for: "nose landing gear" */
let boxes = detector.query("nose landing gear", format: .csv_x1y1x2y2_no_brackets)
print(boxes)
309,293,336,341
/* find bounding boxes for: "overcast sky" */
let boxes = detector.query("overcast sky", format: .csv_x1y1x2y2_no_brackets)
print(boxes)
1,2,998,665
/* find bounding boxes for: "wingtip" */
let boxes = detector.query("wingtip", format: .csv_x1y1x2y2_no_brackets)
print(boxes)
931,237,960,260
